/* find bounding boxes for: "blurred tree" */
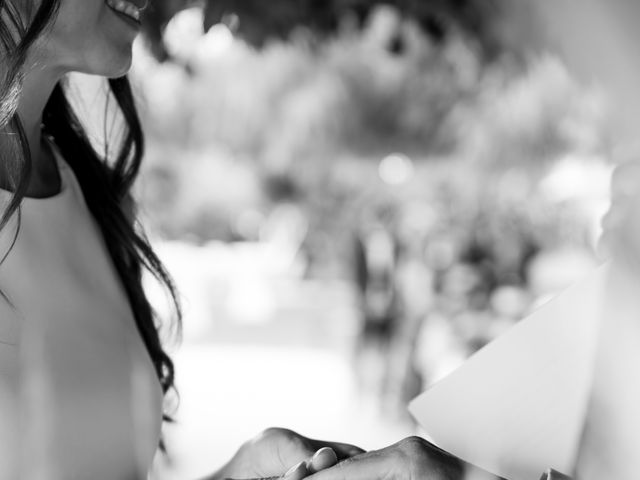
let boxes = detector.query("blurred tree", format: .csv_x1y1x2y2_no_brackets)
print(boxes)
143,0,503,61
133,0,604,267
143,0,186,60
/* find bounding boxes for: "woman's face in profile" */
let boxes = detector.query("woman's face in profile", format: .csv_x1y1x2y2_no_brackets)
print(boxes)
29,0,145,77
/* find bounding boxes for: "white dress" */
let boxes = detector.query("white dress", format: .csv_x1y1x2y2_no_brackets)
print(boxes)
0,139,163,479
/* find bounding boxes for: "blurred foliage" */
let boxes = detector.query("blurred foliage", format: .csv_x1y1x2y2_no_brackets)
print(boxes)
130,3,607,278
143,0,504,61
125,6,609,437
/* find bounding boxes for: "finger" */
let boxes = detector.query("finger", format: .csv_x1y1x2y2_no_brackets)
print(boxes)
306,452,398,480
283,460,309,480
307,439,365,460
306,440,504,480
307,447,339,474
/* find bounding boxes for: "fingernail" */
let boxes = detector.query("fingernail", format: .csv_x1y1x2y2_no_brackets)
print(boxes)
312,447,333,460
309,447,338,473
284,461,306,479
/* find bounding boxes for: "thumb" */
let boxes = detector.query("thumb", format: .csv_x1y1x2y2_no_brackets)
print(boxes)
307,447,339,474
307,439,365,460
280,448,339,480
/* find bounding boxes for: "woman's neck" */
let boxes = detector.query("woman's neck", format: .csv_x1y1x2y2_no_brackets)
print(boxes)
9,64,64,197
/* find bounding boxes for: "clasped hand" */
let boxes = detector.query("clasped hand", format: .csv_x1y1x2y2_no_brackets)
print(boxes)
211,429,497,480
210,428,362,480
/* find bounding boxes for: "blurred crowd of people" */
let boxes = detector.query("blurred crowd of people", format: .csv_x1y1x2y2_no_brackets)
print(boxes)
350,193,595,423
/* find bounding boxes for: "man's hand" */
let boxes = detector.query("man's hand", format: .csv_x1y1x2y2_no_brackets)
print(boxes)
304,436,501,480
211,427,364,480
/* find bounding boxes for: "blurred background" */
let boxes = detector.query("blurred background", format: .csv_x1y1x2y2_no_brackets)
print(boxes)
74,1,616,478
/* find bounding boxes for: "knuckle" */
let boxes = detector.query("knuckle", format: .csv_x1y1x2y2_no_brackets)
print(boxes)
395,436,463,477
260,427,281,438
399,436,426,453
261,427,309,451
396,436,430,464
259,427,289,441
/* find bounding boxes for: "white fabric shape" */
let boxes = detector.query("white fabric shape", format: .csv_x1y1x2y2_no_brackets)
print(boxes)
409,265,607,480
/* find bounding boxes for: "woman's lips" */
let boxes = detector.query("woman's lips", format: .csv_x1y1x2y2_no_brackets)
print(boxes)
105,0,142,23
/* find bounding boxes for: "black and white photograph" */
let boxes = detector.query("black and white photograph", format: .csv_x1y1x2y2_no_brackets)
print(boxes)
1,1,640,479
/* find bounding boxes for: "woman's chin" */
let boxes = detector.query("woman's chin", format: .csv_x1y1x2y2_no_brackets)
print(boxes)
83,50,133,79
107,57,133,79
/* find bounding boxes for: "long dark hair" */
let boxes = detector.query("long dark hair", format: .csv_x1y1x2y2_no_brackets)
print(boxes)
0,0,182,437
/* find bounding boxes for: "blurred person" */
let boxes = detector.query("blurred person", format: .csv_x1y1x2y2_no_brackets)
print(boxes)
352,203,399,412
523,1,640,475
385,208,435,420
572,160,640,480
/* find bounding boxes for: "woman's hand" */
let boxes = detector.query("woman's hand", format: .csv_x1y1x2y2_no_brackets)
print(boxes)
305,436,502,480
210,427,364,480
